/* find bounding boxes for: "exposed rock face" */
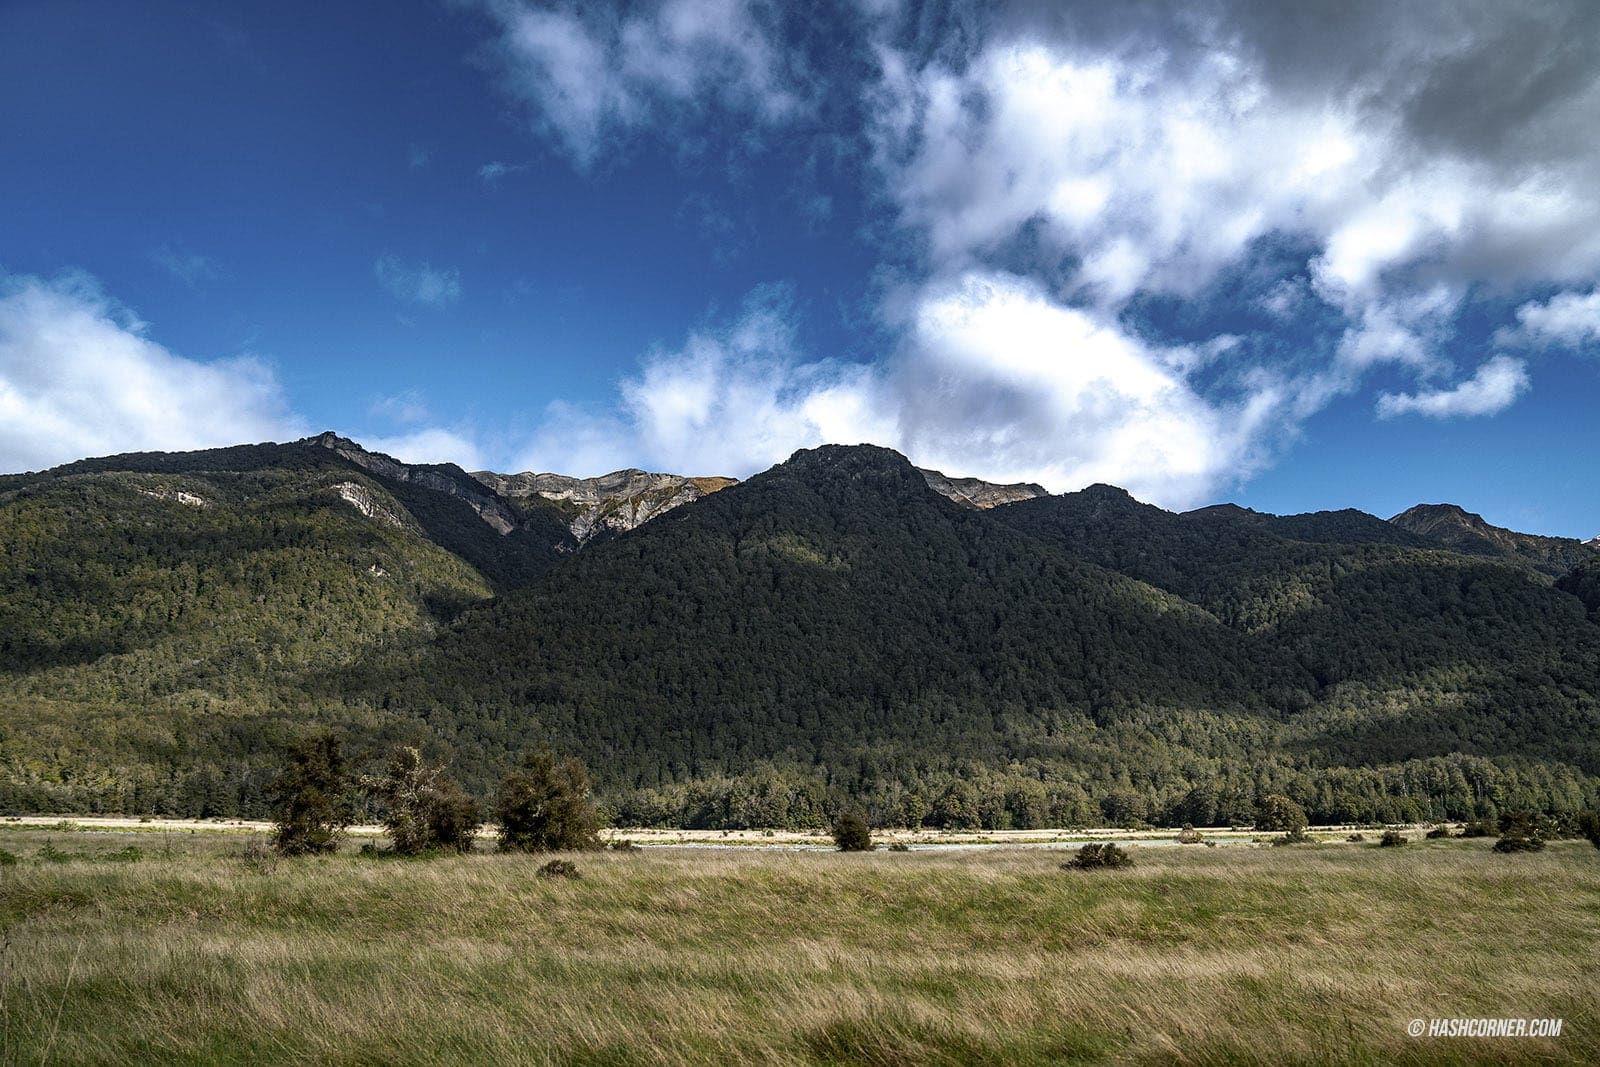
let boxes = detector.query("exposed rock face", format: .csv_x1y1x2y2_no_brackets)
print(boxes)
137,487,208,508
918,468,1049,509
475,468,738,544
310,432,520,535
330,481,415,531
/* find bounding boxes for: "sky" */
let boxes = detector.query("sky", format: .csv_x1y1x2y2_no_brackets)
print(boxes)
2,0,1598,537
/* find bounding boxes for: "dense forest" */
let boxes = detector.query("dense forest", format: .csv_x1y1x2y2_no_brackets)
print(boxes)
2,436,1597,827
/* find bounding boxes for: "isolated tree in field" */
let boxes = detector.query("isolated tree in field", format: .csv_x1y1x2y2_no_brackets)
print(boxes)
269,732,353,856
831,810,873,851
495,748,601,852
1254,794,1308,834
362,745,481,854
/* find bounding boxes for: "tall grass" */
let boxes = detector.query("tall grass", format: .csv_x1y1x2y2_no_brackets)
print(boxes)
1,832,1595,1064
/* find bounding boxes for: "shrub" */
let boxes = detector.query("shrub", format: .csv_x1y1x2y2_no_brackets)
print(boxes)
496,748,602,853
1273,827,1311,847
362,745,481,855
609,839,641,853
1062,843,1133,870
1255,795,1308,834
1578,811,1600,851
887,842,911,852
1378,830,1407,847
1346,833,1366,842
831,811,874,852
1459,818,1495,838
1176,824,1204,844
1493,835,1546,854
1425,827,1451,839
537,859,580,879
269,732,353,857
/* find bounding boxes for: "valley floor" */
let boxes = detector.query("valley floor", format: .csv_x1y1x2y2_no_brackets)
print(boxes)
1,829,1595,1064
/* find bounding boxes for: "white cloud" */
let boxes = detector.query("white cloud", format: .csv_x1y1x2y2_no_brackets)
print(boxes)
477,0,806,167
478,160,529,184
374,255,462,307
359,427,487,472
1376,355,1530,420
150,243,219,288
1501,288,1600,348
0,272,303,474
369,390,431,425
515,277,1277,508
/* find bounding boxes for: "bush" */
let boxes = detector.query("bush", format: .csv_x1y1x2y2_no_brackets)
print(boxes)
887,842,911,852
1062,843,1133,870
1425,827,1451,839
1378,830,1407,847
831,811,874,852
609,839,641,853
496,748,602,853
1272,827,1311,847
1176,825,1204,844
362,745,481,855
269,732,353,857
1459,818,1495,838
1579,811,1600,851
1255,794,1308,834
537,859,580,879
1346,833,1366,842
1493,835,1546,854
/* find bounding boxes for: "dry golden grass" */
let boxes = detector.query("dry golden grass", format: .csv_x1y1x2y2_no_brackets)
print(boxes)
1,832,1596,1064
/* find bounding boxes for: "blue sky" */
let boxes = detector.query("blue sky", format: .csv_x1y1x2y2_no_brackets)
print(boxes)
2,0,1598,537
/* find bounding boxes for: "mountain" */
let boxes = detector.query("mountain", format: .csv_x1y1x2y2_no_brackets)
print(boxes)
471,463,1048,544
1,436,1596,827
1389,503,1598,578
473,468,738,545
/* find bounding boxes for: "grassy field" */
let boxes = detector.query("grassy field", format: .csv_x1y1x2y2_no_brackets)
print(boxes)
1,829,1596,1065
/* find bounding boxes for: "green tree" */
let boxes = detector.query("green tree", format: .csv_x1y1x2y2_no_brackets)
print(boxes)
831,810,873,851
1255,794,1308,834
269,732,353,856
495,748,602,852
362,745,481,854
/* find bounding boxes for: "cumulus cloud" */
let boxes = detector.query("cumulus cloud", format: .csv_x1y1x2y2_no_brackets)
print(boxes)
374,255,462,307
359,427,488,472
1376,355,1530,419
0,273,302,474
516,278,1277,508
1500,288,1600,348
436,2,1600,499
475,0,807,167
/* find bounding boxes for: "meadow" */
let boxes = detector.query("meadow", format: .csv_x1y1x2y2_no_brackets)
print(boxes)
1,828,1596,1065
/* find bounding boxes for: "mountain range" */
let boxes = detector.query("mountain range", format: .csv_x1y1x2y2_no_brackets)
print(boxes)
1,433,1596,828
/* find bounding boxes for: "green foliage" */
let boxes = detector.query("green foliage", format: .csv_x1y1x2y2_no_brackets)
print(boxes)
1378,830,1408,848
361,745,481,854
831,812,873,852
2,440,1599,832
1062,843,1133,870
1459,818,1496,838
269,733,353,856
1254,795,1308,834
1272,827,1311,846
0,847,15,866
495,749,602,853
1579,811,1600,850
1492,835,1546,853
1424,827,1451,839
536,858,580,879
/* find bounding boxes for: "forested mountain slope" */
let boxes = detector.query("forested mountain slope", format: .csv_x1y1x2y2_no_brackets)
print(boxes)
1,437,1597,827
